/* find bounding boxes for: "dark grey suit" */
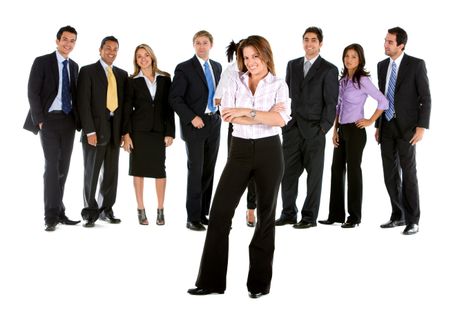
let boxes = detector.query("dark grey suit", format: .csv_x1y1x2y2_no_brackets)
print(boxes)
77,60,128,219
280,56,339,222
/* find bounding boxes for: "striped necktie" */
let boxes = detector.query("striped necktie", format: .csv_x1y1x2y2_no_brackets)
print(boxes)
385,62,397,121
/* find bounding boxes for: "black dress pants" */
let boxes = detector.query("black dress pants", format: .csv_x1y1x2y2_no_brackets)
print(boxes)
195,135,284,293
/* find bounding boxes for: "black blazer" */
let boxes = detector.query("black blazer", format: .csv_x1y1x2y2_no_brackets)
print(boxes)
376,54,431,140
24,52,79,134
77,61,128,147
123,75,175,137
284,56,338,138
169,55,222,140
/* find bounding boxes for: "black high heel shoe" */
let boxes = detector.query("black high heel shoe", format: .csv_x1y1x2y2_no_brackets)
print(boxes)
156,208,165,225
138,209,149,225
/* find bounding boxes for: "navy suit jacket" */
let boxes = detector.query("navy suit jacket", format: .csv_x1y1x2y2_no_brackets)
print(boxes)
24,51,79,134
284,55,338,139
376,54,431,141
77,61,128,147
169,55,221,140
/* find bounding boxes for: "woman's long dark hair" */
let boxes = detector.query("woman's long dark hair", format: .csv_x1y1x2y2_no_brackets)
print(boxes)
225,39,243,62
340,43,370,88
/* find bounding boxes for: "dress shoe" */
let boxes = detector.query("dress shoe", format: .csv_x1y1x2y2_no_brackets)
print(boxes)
402,223,419,235
187,287,224,295
275,216,297,226
45,223,57,232
100,212,121,224
83,220,96,228
186,221,206,231
293,220,317,229
200,216,209,226
59,216,81,225
380,220,406,228
318,219,339,225
248,290,269,299
341,221,360,228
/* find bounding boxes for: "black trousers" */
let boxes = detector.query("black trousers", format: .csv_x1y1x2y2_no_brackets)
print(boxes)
380,120,420,224
227,123,257,209
82,131,120,215
184,113,221,222
39,112,76,224
195,135,284,293
281,124,325,222
327,124,366,223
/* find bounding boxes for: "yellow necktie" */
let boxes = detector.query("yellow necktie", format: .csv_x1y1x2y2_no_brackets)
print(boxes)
107,66,118,112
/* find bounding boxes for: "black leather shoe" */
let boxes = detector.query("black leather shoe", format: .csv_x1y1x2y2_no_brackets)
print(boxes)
83,220,95,228
248,290,269,299
45,223,57,231
186,221,206,231
318,219,339,225
275,216,297,226
380,220,406,228
100,212,121,224
60,217,81,225
293,220,317,229
200,216,209,226
402,223,419,235
341,221,360,228
187,287,224,295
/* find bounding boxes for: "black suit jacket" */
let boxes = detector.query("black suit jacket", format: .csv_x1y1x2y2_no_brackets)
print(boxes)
77,61,128,147
376,54,431,140
284,56,338,138
123,75,175,137
24,52,79,134
169,55,221,140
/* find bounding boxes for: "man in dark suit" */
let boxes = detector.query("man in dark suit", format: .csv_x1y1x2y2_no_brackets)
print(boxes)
77,36,128,227
276,26,339,229
24,25,81,231
169,30,222,231
376,27,431,235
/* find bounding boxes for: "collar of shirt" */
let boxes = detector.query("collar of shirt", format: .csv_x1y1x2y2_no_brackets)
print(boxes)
99,58,114,74
135,70,160,83
304,54,320,65
240,71,276,90
196,55,212,71
390,52,404,71
55,50,69,64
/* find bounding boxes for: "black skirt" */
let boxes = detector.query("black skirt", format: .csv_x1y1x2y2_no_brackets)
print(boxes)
129,131,166,178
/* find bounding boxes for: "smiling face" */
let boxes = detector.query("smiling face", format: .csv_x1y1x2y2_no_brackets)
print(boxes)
135,48,153,71
56,31,76,58
243,46,268,77
303,32,322,60
194,35,212,60
99,40,119,66
384,33,404,59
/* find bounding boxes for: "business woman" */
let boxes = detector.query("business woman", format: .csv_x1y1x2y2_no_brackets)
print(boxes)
319,43,388,228
122,44,175,225
188,35,291,299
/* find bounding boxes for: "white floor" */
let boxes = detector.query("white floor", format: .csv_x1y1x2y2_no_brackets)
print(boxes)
2,132,449,312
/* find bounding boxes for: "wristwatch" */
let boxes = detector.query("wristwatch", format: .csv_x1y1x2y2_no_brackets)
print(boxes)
250,110,256,118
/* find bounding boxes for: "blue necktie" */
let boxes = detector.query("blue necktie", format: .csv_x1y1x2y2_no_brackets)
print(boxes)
203,61,216,112
62,60,71,114
385,61,397,121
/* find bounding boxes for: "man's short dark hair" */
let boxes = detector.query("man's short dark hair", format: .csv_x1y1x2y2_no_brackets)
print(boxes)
57,25,77,40
388,27,408,50
100,36,119,49
303,26,323,43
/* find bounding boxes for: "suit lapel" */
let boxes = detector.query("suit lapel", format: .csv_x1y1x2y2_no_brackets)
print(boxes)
95,61,108,88
302,56,321,87
136,77,154,103
379,59,389,93
395,54,409,91
192,56,207,87
211,61,220,85
50,52,59,90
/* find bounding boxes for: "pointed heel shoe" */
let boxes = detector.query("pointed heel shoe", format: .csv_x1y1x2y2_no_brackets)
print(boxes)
156,208,165,225
138,209,149,225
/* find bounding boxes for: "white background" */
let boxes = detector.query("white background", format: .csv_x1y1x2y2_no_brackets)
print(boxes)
1,0,449,311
